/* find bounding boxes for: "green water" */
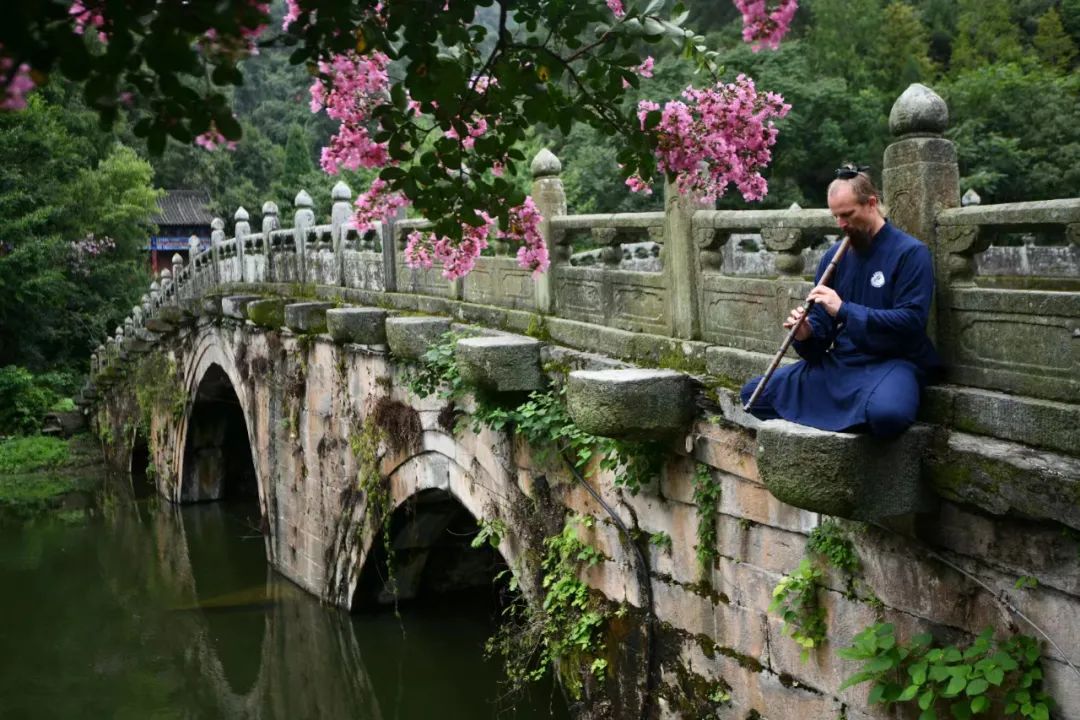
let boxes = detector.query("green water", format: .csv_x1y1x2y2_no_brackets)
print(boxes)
0,492,569,720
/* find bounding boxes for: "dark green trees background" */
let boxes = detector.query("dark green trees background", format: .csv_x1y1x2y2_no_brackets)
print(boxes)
0,0,1077,427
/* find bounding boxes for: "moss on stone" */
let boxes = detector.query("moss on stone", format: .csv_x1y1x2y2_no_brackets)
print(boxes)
247,298,285,328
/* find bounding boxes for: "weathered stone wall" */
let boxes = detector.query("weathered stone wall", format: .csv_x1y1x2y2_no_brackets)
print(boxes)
90,300,1080,719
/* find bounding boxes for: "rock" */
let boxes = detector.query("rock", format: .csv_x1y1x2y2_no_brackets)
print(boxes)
386,316,451,360
284,302,334,334
566,368,695,439
456,335,544,393
756,420,936,521
326,307,388,345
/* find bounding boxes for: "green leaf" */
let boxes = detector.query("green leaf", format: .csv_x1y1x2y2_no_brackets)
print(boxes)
970,696,989,714
920,690,936,711
965,679,989,697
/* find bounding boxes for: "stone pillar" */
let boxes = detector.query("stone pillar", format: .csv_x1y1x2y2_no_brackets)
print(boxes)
331,181,352,287
234,206,250,283
90,352,99,375
882,83,961,344
530,149,567,315
294,190,315,284
663,178,711,339
160,268,172,303
262,200,279,280
210,217,225,287
381,207,402,293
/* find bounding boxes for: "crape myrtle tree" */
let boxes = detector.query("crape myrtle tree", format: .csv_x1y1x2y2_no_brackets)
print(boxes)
1,0,798,279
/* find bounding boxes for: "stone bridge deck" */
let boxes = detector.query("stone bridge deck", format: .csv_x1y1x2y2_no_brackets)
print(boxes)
83,84,1080,720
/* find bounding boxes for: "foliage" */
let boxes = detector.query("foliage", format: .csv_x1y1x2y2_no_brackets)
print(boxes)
132,352,186,434
839,624,1054,720
806,519,860,574
692,463,720,579
0,435,69,474
471,517,508,550
1014,576,1039,591
768,558,827,661
0,366,76,435
486,514,608,700
648,530,673,553
403,331,466,400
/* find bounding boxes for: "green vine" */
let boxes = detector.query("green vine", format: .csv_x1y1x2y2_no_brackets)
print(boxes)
350,418,394,597
133,351,186,434
403,331,466,399
471,517,508,550
485,514,609,700
768,558,827,661
839,624,1054,720
692,463,721,580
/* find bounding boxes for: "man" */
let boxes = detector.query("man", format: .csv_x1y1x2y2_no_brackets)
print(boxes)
740,165,940,436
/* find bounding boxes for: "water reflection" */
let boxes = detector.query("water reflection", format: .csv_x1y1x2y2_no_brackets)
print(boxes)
0,479,568,720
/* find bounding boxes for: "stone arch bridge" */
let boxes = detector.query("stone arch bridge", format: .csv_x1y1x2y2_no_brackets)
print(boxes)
85,84,1080,719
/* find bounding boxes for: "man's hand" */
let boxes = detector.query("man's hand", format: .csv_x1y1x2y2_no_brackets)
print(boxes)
806,284,843,317
784,305,813,341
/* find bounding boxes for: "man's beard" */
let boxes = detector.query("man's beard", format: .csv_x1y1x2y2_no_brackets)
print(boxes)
848,226,872,251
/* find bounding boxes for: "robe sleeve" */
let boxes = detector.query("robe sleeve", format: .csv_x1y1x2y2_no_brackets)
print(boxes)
836,243,934,355
792,247,839,363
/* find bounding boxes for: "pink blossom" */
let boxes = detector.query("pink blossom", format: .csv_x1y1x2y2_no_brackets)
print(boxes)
1,52,36,111
353,178,408,232
283,0,302,30
623,55,655,88
70,0,108,42
606,0,626,18
499,197,549,276
733,0,798,51
195,127,238,151
310,51,391,174
634,74,789,202
403,211,496,280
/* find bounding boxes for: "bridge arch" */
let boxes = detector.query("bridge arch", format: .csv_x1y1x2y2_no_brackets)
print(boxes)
174,333,265,509
346,433,540,612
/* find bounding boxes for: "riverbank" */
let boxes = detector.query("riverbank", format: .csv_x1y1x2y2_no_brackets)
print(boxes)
0,433,107,518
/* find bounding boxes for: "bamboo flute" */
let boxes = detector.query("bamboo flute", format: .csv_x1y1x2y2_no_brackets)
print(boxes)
742,235,852,413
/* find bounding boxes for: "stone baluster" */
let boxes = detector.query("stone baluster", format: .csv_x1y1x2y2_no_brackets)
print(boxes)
331,181,352,286
188,236,201,292
262,201,279,278
234,206,250,283
664,177,711,340
882,83,961,342
90,352,99,375
149,280,161,309
160,269,172,306
114,325,125,361
210,217,225,287
294,190,314,284
171,254,184,304
530,149,567,315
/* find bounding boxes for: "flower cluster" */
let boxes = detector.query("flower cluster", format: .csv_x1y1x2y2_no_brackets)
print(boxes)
404,212,495,280
309,51,391,174
70,233,115,274
498,197,549,276
622,55,655,88
353,178,408,232
70,0,107,42
1,52,35,111
194,126,238,151
606,0,626,19
283,0,303,30
632,74,790,202
733,0,798,51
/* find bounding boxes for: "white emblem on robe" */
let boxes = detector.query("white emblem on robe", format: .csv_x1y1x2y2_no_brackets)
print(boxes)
870,271,885,288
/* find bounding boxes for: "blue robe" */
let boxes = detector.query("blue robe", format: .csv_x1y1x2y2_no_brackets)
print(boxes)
741,221,940,434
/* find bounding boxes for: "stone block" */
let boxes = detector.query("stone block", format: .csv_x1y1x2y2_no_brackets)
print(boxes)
385,316,451,360
705,345,793,388
922,385,1079,457
199,295,222,317
566,368,695,439
284,301,334,334
455,335,543,393
326,307,388,345
221,294,263,320
755,420,936,521
928,431,1080,531
246,298,285,329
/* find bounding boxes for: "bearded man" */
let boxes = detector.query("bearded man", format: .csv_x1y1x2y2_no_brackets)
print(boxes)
740,166,940,436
